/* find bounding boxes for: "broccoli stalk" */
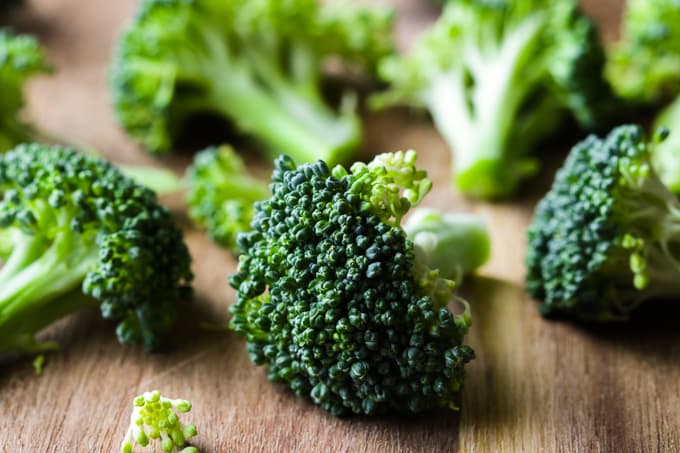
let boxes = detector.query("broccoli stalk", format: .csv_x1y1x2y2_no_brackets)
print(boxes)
111,0,394,164
0,144,193,356
404,208,490,284
121,390,198,453
230,150,477,416
606,0,680,103
526,125,680,321
186,145,269,251
375,0,614,199
652,98,680,193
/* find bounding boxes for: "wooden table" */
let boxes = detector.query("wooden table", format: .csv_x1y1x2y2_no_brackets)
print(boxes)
2,1,679,452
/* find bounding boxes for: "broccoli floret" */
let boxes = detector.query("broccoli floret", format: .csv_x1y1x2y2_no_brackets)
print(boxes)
0,29,50,152
526,125,680,321
0,144,193,355
186,145,269,251
652,98,680,192
121,390,198,453
230,150,475,416
111,0,393,164
606,0,680,103
375,0,614,199
404,207,490,282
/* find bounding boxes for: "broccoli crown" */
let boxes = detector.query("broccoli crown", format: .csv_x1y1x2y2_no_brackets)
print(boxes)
111,0,393,163
526,125,680,321
0,144,192,354
376,0,614,198
121,390,199,453
607,0,680,103
230,151,474,416
186,145,269,251
0,29,50,152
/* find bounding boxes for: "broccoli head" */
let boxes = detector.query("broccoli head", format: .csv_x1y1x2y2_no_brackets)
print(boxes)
606,0,680,103
0,29,50,152
111,0,393,164
121,390,198,453
230,151,475,416
375,0,614,199
526,125,680,321
0,144,193,355
186,145,269,251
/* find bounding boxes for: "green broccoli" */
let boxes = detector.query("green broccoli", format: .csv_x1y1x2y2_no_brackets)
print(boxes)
230,150,477,416
121,390,198,453
111,0,393,164
375,0,614,199
0,144,193,356
606,0,680,103
0,30,185,195
186,145,269,251
652,97,680,192
0,29,50,152
404,207,490,282
526,125,680,321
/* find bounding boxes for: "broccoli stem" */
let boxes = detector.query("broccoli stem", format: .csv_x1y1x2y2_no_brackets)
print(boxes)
0,226,99,355
619,168,680,300
209,79,359,165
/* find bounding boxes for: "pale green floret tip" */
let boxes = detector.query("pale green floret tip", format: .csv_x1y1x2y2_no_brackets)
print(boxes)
121,390,198,453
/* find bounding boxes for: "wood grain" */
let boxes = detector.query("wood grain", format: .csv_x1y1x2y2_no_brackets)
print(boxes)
1,1,679,452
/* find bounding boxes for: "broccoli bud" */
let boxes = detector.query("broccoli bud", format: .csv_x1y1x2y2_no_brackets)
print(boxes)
0,144,193,356
230,151,476,416
121,390,198,453
526,125,680,321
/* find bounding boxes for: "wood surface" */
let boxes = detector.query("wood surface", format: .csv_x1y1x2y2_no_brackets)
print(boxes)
1,1,679,452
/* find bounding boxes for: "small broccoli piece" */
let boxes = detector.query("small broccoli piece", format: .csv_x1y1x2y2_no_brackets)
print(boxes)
606,0,680,103
186,145,269,251
0,29,50,151
230,150,475,416
111,0,393,164
404,208,490,283
121,390,198,453
375,0,614,199
526,125,680,321
0,144,193,355
652,98,680,193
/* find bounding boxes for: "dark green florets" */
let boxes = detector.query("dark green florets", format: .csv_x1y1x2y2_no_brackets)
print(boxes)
230,152,474,416
0,144,192,354
526,125,680,321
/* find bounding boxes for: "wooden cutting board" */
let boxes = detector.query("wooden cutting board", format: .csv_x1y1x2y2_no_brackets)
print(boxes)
2,1,679,452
